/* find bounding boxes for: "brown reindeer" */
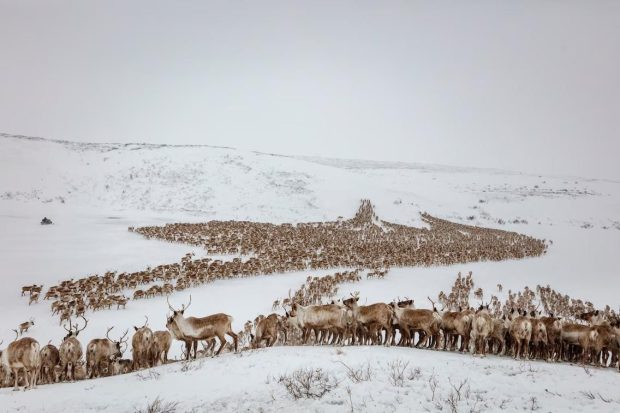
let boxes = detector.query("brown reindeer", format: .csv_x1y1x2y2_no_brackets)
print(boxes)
343,296,393,345
132,316,153,370
289,303,348,345
540,315,562,361
440,308,473,352
529,313,548,360
390,303,440,348
251,313,280,348
112,358,133,375
470,306,493,355
167,295,238,356
166,314,197,360
0,332,41,390
488,316,510,355
589,323,618,367
59,316,87,382
39,343,60,384
150,331,172,366
18,319,35,335
85,327,128,378
509,310,533,359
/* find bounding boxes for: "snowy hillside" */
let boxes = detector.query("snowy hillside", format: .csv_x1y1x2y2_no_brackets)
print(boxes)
1,133,619,412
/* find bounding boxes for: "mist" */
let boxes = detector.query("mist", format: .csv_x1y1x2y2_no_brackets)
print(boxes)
1,0,618,179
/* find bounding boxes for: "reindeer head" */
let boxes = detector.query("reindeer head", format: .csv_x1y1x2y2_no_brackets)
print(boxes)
63,315,88,340
134,315,149,332
289,303,300,317
167,295,191,320
106,327,129,359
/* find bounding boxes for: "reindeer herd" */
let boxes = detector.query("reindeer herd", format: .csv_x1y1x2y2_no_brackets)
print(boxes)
3,272,619,392
3,201,613,391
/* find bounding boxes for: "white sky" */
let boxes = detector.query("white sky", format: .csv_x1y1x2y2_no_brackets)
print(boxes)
1,1,618,179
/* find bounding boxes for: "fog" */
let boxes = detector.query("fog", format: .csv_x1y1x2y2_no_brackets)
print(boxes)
1,1,618,179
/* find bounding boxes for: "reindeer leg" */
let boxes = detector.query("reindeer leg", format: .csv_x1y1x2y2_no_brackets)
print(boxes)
22,368,30,390
227,330,239,353
32,367,38,389
215,333,227,355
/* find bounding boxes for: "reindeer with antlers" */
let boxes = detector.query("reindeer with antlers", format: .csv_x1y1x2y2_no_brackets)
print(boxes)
59,316,87,382
85,327,128,378
167,295,238,356
132,316,153,370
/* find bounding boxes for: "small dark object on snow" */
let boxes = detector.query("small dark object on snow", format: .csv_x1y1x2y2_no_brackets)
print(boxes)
41,217,53,225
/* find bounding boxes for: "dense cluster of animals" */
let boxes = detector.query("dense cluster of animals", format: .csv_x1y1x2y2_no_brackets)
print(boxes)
21,201,547,324
133,200,547,270
3,272,619,391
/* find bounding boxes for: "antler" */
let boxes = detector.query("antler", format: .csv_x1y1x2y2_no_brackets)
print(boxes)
62,321,72,333
427,296,437,307
76,315,88,334
119,329,129,344
105,326,114,341
119,329,129,354
166,295,175,312
182,295,192,312
12,329,19,340
143,315,149,328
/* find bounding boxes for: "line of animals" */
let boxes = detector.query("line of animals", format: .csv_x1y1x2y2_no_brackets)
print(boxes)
3,276,619,391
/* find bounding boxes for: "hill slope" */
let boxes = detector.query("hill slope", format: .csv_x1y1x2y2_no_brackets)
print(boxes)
1,133,619,412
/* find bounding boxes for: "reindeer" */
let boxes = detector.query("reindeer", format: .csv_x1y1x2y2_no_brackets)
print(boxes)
588,323,618,367
509,309,533,359
132,316,153,370
251,313,280,348
539,315,562,361
488,316,511,355
18,319,35,335
150,331,172,366
21,285,33,297
343,294,393,345
59,316,87,381
390,302,441,348
578,310,606,326
85,327,128,378
116,296,129,310
29,292,40,306
0,332,41,390
528,312,548,360
289,303,348,345
470,305,493,356
111,358,133,375
167,295,238,356
440,307,474,352
39,342,60,384
165,314,199,360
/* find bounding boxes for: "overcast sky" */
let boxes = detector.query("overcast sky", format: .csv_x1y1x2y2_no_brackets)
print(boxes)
1,1,618,179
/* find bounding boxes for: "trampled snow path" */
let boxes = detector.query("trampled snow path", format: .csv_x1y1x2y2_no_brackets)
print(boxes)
1,346,618,413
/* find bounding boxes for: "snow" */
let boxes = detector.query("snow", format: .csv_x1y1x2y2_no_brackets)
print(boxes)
1,133,619,412
1,346,618,412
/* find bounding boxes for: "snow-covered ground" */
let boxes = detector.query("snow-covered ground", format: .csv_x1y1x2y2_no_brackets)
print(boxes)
1,346,618,413
1,133,619,412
